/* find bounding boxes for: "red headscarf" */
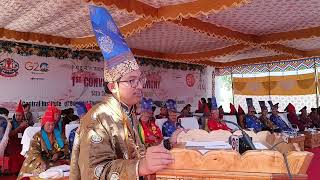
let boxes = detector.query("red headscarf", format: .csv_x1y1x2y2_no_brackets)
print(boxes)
229,103,237,115
15,100,24,114
287,103,296,113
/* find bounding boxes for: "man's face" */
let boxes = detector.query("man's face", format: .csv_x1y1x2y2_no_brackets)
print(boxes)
160,107,168,115
271,107,278,115
118,70,143,106
248,107,255,115
15,112,24,122
140,112,150,122
44,122,55,133
168,111,177,122
24,105,30,112
262,109,268,116
211,109,219,119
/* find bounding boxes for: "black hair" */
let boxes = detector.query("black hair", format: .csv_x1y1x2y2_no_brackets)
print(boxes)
0,107,9,116
201,98,206,103
152,106,156,112
23,103,30,108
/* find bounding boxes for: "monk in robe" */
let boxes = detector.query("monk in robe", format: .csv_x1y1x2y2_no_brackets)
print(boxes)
207,97,230,131
18,106,69,179
285,103,304,131
299,106,314,129
138,98,163,147
309,108,320,128
7,100,28,174
270,103,294,132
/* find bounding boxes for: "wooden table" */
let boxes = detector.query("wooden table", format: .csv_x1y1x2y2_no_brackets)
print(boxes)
302,131,320,149
30,176,68,180
286,135,306,151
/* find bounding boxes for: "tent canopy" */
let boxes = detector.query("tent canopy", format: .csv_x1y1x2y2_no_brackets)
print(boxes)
1,0,319,66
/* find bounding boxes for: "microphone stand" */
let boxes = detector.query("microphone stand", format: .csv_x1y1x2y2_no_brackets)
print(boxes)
220,119,256,150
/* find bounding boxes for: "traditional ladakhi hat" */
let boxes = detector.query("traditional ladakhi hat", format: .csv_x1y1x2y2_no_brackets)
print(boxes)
89,5,139,82
41,106,55,126
141,98,153,113
211,97,218,110
229,103,237,114
258,101,268,111
15,100,24,114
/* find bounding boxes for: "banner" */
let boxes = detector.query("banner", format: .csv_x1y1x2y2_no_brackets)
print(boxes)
0,53,206,112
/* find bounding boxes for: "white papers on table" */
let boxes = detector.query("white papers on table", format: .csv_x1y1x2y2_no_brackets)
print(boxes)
253,142,268,150
185,141,231,149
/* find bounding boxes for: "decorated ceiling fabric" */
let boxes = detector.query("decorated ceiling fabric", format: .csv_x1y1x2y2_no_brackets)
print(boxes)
0,0,320,66
215,57,319,76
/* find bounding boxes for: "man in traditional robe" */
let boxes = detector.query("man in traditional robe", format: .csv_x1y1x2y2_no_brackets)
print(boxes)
7,100,29,174
270,103,293,132
70,6,179,180
258,103,277,132
299,106,314,129
245,98,264,132
162,99,184,138
138,98,163,147
18,106,69,179
207,97,230,131
23,103,34,126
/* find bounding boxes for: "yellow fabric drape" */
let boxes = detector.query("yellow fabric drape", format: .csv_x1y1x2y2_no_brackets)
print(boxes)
233,73,316,96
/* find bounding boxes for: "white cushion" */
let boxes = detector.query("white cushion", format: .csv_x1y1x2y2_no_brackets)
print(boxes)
155,118,168,132
180,117,199,130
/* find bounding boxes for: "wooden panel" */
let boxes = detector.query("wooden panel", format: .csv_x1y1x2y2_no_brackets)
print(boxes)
302,131,320,149
156,149,313,180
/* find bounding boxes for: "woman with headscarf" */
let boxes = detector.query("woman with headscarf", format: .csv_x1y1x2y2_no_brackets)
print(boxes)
18,105,69,179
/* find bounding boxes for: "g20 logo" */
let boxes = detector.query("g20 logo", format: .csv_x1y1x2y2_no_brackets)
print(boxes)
25,61,49,72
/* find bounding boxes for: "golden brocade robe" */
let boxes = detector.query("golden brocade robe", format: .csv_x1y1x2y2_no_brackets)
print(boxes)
69,95,146,180
18,131,70,179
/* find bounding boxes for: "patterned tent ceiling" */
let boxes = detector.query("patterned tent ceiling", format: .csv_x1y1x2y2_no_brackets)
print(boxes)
1,0,320,67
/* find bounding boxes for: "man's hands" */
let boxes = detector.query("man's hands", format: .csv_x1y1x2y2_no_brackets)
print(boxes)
138,144,174,176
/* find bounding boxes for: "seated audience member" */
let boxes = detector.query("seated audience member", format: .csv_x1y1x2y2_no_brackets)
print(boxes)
285,103,304,131
207,98,212,111
177,104,193,119
270,103,294,132
7,100,29,174
258,103,277,132
309,108,320,128
138,98,163,147
245,98,264,132
162,99,183,138
207,97,230,131
0,107,9,141
18,107,69,178
196,98,210,115
0,107,11,157
299,106,314,129
63,108,79,125
155,105,169,119
237,105,246,128
23,103,34,126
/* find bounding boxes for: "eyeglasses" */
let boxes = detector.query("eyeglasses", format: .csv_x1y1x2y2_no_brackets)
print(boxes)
117,76,146,88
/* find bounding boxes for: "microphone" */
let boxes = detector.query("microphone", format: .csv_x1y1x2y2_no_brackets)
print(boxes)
219,119,256,150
